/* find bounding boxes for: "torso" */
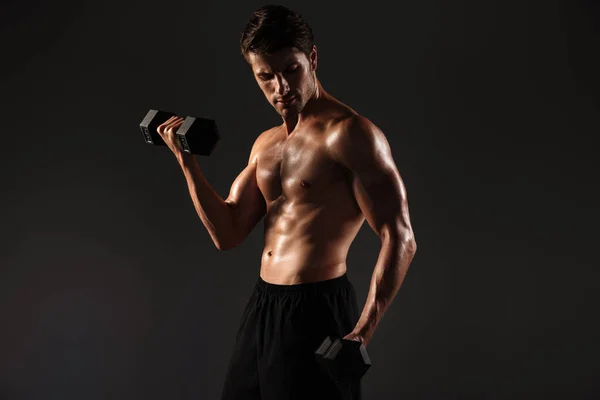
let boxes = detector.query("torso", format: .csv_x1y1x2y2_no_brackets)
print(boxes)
255,101,366,284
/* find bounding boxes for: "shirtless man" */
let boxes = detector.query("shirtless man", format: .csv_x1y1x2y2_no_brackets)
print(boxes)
156,5,417,400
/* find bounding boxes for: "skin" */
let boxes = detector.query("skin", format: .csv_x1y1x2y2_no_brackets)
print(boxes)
157,45,417,346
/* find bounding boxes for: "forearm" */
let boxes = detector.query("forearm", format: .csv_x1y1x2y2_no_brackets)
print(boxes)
177,152,237,250
353,229,417,344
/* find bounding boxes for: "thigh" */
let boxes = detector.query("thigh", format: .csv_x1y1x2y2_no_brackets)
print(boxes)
259,288,362,400
220,290,261,400
260,343,347,400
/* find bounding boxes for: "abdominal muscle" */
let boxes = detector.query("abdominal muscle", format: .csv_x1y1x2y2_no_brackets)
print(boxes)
259,199,363,285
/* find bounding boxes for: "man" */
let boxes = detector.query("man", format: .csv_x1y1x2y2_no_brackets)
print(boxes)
156,5,417,400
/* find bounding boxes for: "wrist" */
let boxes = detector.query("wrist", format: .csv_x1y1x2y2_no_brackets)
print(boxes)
353,326,374,341
177,151,195,166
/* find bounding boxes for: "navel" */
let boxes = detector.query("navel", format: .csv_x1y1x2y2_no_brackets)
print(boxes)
300,179,311,188
267,250,273,256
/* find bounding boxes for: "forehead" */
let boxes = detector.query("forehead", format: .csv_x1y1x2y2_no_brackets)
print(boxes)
248,47,305,74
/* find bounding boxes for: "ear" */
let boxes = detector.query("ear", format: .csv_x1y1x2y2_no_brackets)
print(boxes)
310,45,318,71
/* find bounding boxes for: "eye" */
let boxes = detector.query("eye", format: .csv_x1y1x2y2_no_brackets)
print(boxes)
258,74,273,81
285,64,299,73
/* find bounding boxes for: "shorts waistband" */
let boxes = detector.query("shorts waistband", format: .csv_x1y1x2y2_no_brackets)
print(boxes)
256,273,350,294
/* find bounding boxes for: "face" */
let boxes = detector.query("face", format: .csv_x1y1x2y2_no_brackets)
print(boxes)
247,46,317,117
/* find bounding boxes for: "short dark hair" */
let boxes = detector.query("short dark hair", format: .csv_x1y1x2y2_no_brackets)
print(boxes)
240,5,314,64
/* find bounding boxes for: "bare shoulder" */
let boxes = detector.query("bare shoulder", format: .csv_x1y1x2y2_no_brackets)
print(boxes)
335,113,382,138
326,114,393,169
248,126,280,164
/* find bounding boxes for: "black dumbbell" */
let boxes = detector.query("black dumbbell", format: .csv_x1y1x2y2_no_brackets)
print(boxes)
139,109,220,156
314,336,372,385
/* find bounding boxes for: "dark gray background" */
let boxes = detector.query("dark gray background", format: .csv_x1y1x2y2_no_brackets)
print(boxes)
1,0,598,399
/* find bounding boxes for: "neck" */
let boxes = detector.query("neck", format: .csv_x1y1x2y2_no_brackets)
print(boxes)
282,78,326,135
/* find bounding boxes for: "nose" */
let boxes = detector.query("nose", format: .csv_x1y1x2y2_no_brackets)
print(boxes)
274,74,290,96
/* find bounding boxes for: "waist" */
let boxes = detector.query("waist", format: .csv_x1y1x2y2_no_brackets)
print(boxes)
260,260,346,284
256,271,350,294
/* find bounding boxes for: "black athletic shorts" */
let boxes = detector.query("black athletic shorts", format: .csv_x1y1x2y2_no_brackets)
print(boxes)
220,273,362,400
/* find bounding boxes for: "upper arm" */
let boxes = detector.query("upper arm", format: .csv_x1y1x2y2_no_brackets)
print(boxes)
328,115,416,245
223,133,267,248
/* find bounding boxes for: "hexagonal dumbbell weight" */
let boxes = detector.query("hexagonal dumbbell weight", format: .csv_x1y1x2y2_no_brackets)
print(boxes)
139,109,220,156
314,336,372,385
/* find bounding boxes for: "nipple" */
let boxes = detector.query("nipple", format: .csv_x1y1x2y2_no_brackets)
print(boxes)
300,180,311,188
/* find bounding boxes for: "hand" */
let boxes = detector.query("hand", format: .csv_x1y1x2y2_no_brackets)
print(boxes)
156,116,185,156
343,331,367,347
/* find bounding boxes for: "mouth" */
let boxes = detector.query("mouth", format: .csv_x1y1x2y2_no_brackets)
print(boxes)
278,96,297,106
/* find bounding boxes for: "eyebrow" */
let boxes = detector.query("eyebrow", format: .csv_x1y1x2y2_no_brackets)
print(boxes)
257,60,298,75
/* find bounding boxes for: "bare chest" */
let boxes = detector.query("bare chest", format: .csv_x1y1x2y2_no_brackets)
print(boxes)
256,131,347,204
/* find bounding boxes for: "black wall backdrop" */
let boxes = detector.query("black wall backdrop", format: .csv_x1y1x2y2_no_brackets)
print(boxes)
1,0,598,399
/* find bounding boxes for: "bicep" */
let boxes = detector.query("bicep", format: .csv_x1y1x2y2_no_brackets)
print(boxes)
224,139,267,246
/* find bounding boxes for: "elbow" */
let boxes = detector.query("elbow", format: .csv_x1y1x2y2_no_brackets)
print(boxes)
215,242,227,251
382,231,417,255
217,212,242,251
215,241,235,251
382,226,417,253
404,231,417,253
400,236,417,254
215,235,240,252
407,239,417,254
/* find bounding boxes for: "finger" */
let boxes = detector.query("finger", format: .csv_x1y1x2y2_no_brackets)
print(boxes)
167,117,185,131
167,117,184,126
165,118,184,134
157,116,178,135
